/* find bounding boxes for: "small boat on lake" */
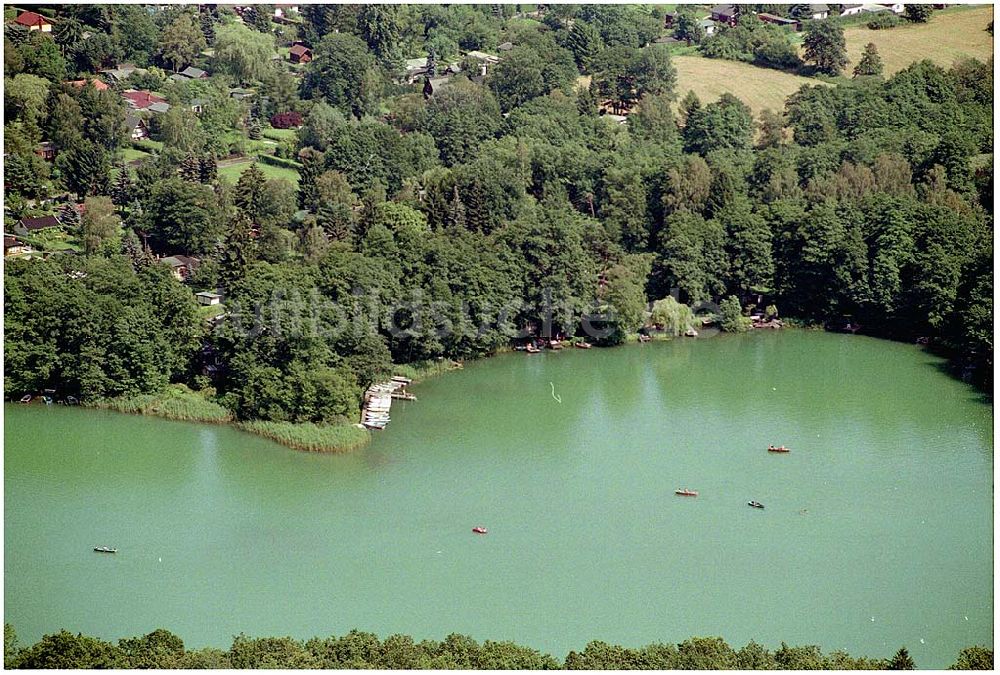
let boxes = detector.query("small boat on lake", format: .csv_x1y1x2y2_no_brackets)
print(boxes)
93,546,117,553
638,334,651,343
767,445,790,453
526,344,541,354
675,489,698,497
19,395,32,404
684,328,699,337
575,341,592,349
472,526,488,534
748,501,765,509
548,340,564,350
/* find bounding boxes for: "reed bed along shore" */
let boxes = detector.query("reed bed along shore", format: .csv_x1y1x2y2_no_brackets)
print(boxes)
89,384,232,423
236,420,370,453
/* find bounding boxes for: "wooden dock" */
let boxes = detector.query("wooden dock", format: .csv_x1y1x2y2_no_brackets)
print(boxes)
361,376,414,430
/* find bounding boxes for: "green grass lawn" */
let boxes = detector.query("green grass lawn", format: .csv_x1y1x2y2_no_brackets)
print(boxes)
20,228,82,253
218,158,300,185
263,128,298,142
120,148,153,163
197,303,226,321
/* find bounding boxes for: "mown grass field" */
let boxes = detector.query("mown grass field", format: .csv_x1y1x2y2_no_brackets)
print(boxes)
218,158,300,185
673,55,821,115
843,6,993,75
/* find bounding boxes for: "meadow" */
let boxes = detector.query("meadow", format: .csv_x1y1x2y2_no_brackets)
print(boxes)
842,6,994,75
672,55,822,115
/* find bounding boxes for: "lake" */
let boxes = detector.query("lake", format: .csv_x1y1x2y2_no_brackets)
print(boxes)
4,331,992,667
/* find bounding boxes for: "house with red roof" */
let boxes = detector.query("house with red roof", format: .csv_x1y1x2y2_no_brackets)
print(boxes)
65,78,110,91
14,11,53,32
121,89,167,111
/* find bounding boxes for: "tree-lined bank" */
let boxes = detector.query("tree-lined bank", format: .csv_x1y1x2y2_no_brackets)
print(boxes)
3,625,993,670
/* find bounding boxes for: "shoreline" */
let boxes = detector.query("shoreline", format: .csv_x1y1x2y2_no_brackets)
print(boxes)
28,324,941,454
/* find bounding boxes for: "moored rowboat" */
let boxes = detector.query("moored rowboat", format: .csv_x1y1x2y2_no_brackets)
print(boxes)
675,489,698,497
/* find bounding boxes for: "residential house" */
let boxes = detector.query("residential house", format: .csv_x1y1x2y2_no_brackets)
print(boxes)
710,4,739,25
4,235,33,257
15,215,61,237
273,4,299,19
190,98,206,114
122,89,167,111
180,65,209,79
289,44,312,64
404,57,431,84
806,4,830,19
699,18,718,35
101,63,144,84
229,87,255,100
841,3,893,15
195,291,223,306
14,11,53,32
758,13,801,30
463,51,500,77
65,78,109,91
161,255,201,282
125,115,149,141
35,142,56,161
880,3,905,13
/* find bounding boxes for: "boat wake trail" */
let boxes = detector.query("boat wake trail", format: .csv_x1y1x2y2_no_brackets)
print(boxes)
550,382,562,404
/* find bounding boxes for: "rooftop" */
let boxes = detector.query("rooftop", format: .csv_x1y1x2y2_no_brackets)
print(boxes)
14,11,51,27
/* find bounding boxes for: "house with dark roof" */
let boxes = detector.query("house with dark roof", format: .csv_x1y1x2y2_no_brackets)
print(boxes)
14,11,53,32
101,63,145,83
122,89,167,111
710,4,739,25
161,255,201,282
148,101,171,114
180,66,209,79
125,115,149,141
4,235,33,257
758,12,802,30
807,3,830,19
289,44,312,63
15,215,61,237
35,142,56,161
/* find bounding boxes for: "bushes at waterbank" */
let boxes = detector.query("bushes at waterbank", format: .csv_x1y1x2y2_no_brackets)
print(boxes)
90,384,232,423
3,625,992,670
236,419,370,453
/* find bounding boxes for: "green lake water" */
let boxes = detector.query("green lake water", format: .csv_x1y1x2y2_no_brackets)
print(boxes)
4,331,992,667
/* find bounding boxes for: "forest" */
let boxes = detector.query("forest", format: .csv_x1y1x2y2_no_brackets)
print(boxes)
2,624,993,669
3,4,994,438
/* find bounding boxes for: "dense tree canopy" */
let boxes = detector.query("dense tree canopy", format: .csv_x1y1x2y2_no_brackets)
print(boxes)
3,624,992,670
3,4,994,423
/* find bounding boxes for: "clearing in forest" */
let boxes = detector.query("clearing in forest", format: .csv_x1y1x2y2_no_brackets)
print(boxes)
843,6,994,75
672,55,821,116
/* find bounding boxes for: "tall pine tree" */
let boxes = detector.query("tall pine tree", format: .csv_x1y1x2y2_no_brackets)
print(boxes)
297,148,322,211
